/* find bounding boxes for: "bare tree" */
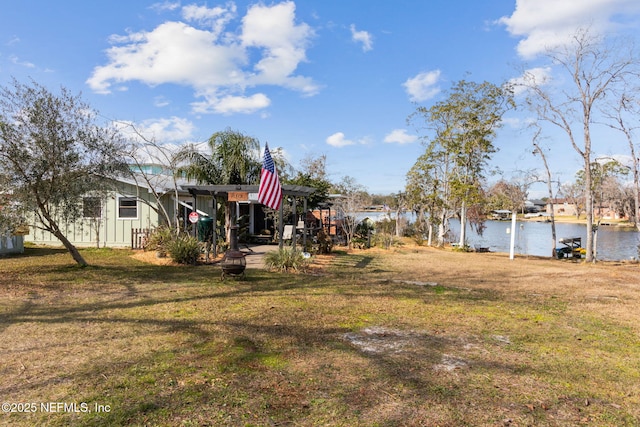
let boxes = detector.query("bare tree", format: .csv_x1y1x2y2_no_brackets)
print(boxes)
602,94,640,230
332,176,369,249
119,121,184,232
592,159,630,258
532,128,559,258
598,172,628,219
486,179,526,212
521,28,637,262
558,181,585,219
299,153,328,181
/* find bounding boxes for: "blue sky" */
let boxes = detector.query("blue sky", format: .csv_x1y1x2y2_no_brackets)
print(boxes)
2,1,640,196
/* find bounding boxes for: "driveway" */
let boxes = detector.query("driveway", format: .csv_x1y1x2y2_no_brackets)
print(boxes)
241,243,279,269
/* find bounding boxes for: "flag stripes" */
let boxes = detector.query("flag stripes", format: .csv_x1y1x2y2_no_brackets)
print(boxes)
257,143,282,210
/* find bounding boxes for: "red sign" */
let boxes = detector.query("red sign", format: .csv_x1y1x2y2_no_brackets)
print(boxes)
188,212,199,224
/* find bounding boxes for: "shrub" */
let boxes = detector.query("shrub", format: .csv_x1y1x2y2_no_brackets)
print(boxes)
264,248,308,272
146,226,175,255
315,229,333,254
371,232,404,249
167,234,201,265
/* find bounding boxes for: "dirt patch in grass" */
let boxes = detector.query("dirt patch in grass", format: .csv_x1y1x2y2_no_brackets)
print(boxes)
130,250,179,266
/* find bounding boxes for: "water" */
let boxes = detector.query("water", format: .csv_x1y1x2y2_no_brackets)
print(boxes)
357,212,640,261
454,220,640,261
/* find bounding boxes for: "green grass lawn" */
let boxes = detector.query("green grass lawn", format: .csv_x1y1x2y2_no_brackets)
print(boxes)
1,246,639,426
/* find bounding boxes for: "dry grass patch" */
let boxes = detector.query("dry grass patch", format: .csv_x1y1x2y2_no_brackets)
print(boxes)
0,245,639,426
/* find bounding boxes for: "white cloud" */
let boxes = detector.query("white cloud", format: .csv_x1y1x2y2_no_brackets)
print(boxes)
325,132,370,147
327,132,355,147
119,116,196,143
142,117,195,142
87,21,245,93
153,95,170,107
9,54,34,68
384,129,417,145
149,1,180,13
326,132,354,148
182,3,236,36
500,116,536,129
508,66,552,95
403,70,441,102
350,24,373,52
498,0,640,59
192,93,271,115
240,2,318,94
601,154,633,169
87,1,318,114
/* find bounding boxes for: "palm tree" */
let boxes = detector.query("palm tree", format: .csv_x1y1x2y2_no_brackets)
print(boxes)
177,128,262,241
178,128,261,185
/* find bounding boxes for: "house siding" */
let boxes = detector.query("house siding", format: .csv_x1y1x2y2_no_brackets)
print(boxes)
23,179,218,248
25,181,164,248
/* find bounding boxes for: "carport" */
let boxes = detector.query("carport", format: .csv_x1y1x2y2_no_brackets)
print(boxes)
182,184,317,257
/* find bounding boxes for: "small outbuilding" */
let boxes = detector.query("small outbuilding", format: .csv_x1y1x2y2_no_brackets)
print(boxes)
490,210,513,220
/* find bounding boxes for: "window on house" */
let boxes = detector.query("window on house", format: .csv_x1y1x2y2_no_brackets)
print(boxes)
83,197,102,218
118,197,138,219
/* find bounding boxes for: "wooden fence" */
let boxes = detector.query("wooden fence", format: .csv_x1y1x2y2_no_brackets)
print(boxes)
131,228,150,250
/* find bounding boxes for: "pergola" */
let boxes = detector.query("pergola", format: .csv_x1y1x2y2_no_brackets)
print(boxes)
181,184,317,254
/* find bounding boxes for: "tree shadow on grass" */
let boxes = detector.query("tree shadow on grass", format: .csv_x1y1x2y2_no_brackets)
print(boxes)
0,249,599,426
0,267,332,330
22,315,546,427
4,246,68,258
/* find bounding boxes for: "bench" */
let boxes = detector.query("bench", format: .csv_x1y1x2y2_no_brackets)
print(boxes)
251,234,273,244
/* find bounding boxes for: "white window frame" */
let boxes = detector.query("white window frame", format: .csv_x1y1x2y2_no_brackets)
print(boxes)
117,196,139,220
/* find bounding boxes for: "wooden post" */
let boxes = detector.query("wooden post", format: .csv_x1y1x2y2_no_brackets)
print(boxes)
303,197,308,250
292,196,297,251
213,193,218,258
192,191,197,238
278,197,284,250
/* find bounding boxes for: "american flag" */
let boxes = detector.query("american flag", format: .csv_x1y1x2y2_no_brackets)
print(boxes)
258,143,282,210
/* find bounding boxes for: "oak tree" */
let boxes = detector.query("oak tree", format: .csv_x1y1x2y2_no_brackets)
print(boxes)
0,79,127,266
408,79,514,246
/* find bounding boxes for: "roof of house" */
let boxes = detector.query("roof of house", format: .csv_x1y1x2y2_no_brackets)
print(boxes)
183,184,316,198
112,172,198,195
112,170,318,198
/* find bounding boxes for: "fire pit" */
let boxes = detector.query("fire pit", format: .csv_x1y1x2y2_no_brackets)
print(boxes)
221,225,246,279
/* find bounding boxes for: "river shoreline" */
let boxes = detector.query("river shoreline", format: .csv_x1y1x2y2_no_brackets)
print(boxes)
519,214,636,228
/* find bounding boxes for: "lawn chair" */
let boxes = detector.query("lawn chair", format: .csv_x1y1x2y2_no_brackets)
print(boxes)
282,225,294,242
